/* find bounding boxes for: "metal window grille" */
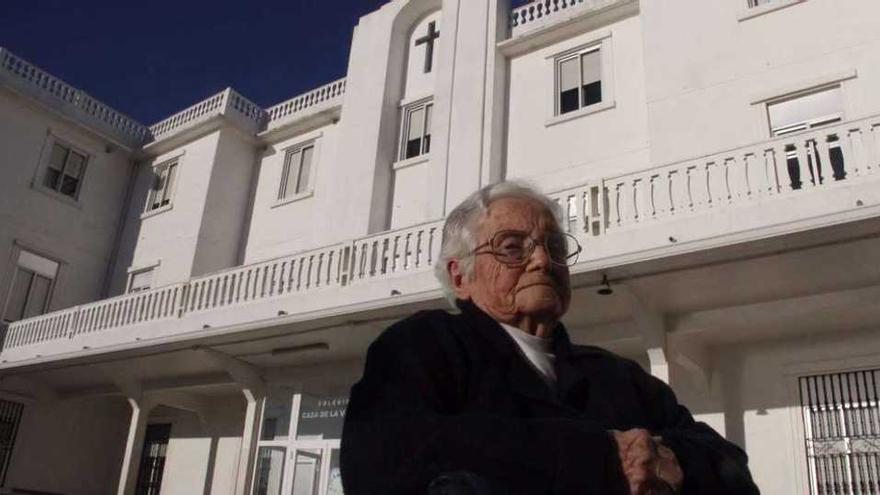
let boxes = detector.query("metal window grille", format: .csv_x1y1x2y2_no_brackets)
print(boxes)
135,423,171,495
0,400,24,486
799,369,880,494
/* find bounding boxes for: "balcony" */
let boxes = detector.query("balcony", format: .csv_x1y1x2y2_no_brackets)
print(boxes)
2,115,879,367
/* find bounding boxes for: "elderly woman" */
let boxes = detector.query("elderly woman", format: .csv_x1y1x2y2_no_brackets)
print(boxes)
340,182,759,495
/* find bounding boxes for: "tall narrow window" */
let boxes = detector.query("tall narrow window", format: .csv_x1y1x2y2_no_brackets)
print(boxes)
557,47,602,115
128,268,154,293
43,142,87,199
3,249,59,323
399,100,433,161
0,400,23,487
146,161,178,212
135,423,171,495
279,143,316,200
799,370,880,495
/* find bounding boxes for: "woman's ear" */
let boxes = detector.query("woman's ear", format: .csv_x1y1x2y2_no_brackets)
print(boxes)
447,259,470,301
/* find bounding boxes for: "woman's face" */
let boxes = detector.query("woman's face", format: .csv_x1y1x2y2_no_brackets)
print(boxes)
451,196,571,328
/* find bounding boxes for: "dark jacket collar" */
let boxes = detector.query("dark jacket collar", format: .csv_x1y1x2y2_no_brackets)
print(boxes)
455,301,594,407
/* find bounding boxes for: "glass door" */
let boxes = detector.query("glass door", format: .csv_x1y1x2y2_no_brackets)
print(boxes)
253,392,348,495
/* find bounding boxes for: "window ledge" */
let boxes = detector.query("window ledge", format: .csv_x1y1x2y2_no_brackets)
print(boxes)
738,0,807,22
392,155,431,171
272,191,314,208
140,204,173,220
31,183,83,210
545,100,616,128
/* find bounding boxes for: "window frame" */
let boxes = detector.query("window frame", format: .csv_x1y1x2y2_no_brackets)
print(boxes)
764,84,845,138
143,158,179,216
277,140,318,203
34,136,91,204
127,268,154,294
396,97,434,164
1,246,60,324
546,31,615,127
739,0,807,21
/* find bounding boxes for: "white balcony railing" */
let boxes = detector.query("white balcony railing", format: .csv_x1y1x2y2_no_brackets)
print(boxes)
3,220,443,353
148,88,266,142
266,78,346,129
0,47,149,147
3,114,879,362
510,0,621,32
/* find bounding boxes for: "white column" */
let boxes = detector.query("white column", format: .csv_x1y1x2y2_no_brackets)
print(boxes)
233,388,265,495
117,397,154,495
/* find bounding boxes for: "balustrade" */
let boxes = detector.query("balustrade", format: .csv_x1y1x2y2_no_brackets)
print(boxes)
266,78,347,126
4,115,879,357
0,47,148,146
511,0,589,29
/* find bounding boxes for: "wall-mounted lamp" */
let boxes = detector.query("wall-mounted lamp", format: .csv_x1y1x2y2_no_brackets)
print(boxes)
597,274,614,296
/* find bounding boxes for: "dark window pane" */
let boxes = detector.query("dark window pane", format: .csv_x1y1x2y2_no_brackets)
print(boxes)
423,134,431,154
829,145,846,181
560,88,579,114
23,275,51,319
405,138,422,159
582,81,602,107
59,176,80,197
786,156,802,190
3,271,32,322
43,168,61,190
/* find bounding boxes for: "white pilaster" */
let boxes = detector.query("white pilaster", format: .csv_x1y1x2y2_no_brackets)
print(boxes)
233,388,265,495
621,283,669,383
117,396,156,495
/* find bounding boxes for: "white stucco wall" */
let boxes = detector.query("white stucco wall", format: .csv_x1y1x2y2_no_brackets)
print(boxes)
0,90,134,313
505,14,650,192
111,127,256,292
640,0,880,166
154,396,246,495
192,128,258,276
403,11,441,101
5,396,129,494
244,124,341,263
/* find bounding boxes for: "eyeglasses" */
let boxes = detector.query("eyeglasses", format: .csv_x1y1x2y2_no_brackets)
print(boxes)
471,230,582,267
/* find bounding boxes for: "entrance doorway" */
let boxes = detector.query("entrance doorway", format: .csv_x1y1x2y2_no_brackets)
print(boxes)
253,393,346,495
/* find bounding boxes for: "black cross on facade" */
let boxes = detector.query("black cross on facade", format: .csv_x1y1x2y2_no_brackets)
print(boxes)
415,21,440,73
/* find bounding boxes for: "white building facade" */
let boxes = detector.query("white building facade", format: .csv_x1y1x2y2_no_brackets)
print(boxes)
1,0,879,493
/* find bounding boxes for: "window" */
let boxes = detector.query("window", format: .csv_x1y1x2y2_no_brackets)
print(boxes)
135,424,171,495
0,400,23,487
279,143,315,200
556,46,602,115
768,85,845,188
128,268,153,293
43,141,87,199
748,0,774,6
799,369,880,495
3,249,59,323
146,160,178,212
399,100,433,161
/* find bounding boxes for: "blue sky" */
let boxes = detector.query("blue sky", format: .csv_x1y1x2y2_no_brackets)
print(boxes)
2,0,531,125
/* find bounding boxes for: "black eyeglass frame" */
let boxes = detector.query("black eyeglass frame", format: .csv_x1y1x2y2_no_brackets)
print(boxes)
470,230,583,267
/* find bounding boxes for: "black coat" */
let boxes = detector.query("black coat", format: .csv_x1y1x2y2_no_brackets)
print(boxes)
341,302,760,494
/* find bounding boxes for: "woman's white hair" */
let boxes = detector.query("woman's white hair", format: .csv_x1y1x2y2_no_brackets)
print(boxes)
433,180,562,305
